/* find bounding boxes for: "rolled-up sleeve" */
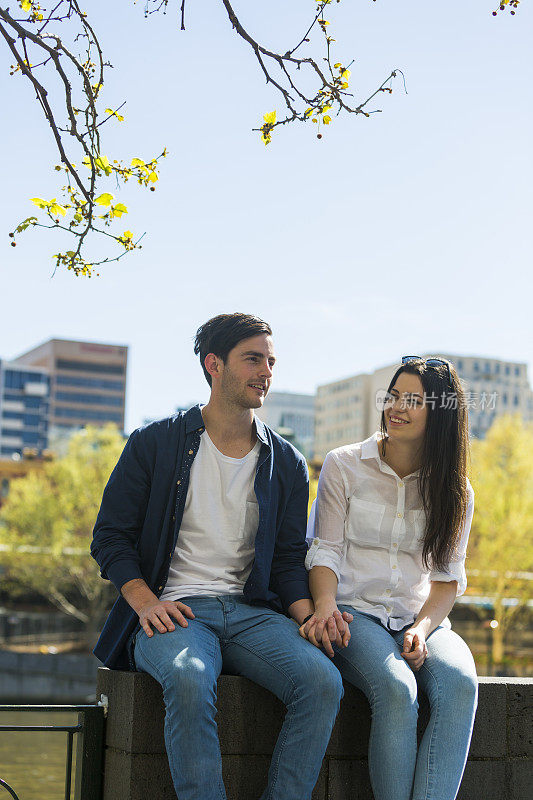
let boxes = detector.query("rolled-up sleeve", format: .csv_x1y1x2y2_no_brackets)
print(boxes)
429,483,475,596
304,452,348,582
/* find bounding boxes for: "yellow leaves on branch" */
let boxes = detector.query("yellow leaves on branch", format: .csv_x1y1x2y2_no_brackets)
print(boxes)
130,157,159,183
94,193,128,219
118,230,135,250
18,147,166,276
105,108,125,122
260,111,276,145
31,197,67,216
111,203,128,218
94,192,114,207
19,0,44,20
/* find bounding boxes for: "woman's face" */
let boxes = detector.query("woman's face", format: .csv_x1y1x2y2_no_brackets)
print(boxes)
385,371,428,447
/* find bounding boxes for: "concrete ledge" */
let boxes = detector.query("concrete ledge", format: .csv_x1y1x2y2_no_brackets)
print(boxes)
96,669,533,800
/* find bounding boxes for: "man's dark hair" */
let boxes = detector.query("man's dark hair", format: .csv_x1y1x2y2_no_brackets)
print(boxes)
194,313,273,386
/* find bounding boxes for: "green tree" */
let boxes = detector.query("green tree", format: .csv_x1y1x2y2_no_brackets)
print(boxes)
0,425,125,645
467,414,533,672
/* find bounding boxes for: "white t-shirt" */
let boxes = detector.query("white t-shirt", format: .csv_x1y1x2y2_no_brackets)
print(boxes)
160,430,260,601
305,432,474,630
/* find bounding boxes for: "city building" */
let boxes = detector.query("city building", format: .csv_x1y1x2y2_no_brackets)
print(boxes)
0,360,50,459
255,391,315,457
439,354,533,440
314,355,533,460
314,375,368,461
13,338,128,442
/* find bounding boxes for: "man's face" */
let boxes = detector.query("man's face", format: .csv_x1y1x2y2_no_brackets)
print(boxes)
217,334,276,409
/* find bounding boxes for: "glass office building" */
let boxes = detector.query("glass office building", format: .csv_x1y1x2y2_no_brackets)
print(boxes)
0,360,50,458
13,338,128,440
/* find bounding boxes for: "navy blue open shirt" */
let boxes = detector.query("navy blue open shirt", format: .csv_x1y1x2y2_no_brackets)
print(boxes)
90,405,311,669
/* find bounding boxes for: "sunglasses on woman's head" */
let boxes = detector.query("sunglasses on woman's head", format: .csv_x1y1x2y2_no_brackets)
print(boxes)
401,356,452,388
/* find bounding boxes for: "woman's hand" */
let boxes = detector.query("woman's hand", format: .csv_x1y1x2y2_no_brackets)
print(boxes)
401,626,429,671
299,606,353,657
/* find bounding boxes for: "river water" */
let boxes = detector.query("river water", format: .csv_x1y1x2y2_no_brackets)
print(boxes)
0,710,78,800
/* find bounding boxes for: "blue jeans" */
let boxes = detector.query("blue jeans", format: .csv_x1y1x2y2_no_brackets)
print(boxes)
134,595,343,800
334,607,478,800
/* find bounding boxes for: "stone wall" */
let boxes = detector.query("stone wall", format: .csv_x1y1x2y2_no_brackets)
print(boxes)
0,650,98,702
96,669,533,800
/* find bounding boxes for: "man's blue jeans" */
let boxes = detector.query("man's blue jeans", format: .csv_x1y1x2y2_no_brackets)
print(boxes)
133,595,343,800
335,607,478,800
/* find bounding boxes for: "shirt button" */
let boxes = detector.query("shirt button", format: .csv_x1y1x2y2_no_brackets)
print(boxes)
188,449,193,455
397,512,403,518
172,515,176,522
313,538,319,545
158,585,163,591
398,481,404,488
386,588,391,594
198,427,204,433
176,480,181,486
392,564,397,570
392,542,398,549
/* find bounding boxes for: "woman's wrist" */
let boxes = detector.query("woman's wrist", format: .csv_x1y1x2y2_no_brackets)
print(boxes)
410,619,431,638
313,597,339,617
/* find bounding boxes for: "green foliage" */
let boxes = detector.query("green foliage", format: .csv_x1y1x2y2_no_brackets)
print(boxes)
0,426,125,631
467,415,533,662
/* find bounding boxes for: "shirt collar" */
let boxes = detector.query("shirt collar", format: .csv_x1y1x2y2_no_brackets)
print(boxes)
361,431,420,479
360,432,382,462
184,404,205,434
183,403,269,447
253,414,269,446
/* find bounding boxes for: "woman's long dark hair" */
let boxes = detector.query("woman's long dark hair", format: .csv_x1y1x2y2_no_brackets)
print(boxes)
380,359,469,572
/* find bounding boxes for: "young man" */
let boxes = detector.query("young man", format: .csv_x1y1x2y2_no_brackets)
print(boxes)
91,313,349,800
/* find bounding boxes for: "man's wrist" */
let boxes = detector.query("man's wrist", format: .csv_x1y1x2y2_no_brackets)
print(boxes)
287,598,314,625
121,578,158,616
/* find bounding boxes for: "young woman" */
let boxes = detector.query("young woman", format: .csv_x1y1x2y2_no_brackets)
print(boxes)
303,357,478,800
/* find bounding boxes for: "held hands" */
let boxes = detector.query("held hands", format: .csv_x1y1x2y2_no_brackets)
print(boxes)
139,599,195,637
401,626,429,671
299,606,353,658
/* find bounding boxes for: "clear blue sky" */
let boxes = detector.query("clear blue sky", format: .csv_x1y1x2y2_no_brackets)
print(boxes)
1,0,531,432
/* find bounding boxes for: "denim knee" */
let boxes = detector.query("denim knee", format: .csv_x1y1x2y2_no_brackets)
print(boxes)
374,673,418,717
308,657,344,708
447,668,478,711
162,653,215,706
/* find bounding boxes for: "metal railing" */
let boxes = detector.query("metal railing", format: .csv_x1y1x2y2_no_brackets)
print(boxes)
0,704,105,800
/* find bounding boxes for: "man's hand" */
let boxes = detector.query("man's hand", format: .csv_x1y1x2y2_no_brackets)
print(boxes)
138,600,195,637
299,608,353,657
401,627,428,671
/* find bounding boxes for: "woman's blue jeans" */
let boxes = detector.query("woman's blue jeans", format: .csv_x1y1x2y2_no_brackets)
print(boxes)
134,595,344,800
335,606,478,800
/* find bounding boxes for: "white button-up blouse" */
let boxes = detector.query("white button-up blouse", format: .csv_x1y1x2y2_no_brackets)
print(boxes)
305,433,474,630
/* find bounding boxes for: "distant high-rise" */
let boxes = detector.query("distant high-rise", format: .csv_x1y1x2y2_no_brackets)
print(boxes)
0,360,50,458
13,338,128,440
256,391,315,457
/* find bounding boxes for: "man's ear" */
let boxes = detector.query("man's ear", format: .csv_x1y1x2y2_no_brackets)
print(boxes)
204,353,222,381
